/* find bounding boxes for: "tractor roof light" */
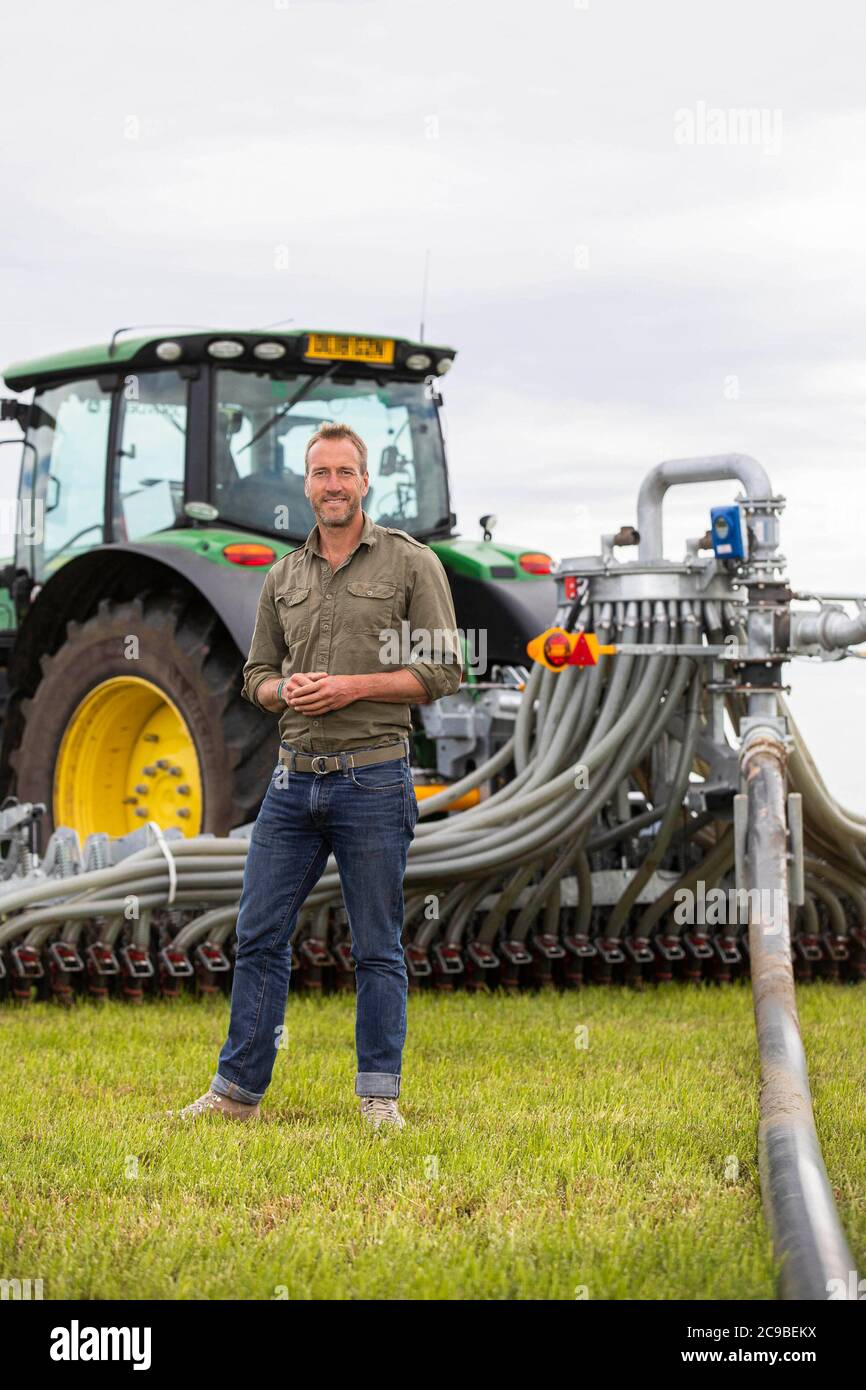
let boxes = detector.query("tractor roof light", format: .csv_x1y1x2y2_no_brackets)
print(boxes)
405,352,432,371
519,552,553,575
436,356,454,375
222,542,276,566
155,341,183,362
253,341,287,361
207,340,245,360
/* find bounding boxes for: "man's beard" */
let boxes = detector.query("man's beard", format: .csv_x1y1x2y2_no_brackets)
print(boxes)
313,493,360,529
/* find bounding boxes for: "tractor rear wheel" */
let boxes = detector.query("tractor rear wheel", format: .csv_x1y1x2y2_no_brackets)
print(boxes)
8,591,276,842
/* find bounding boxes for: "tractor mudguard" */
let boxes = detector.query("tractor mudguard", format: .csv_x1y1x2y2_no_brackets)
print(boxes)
96,542,266,655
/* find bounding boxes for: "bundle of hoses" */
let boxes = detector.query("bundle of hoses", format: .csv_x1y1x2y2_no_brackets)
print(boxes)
1,596,864,976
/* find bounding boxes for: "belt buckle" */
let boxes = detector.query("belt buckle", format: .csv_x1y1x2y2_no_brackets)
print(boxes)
311,755,330,775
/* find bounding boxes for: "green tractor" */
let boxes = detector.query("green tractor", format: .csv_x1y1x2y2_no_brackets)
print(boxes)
0,328,555,842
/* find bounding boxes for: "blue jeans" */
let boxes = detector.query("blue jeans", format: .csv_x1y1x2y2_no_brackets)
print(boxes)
211,750,418,1103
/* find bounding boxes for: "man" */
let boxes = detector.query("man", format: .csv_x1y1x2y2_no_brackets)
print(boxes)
176,421,462,1130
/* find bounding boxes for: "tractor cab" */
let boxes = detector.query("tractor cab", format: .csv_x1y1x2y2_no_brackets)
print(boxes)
2,328,458,581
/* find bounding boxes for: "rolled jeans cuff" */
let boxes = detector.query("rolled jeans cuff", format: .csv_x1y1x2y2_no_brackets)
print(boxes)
355,1071,401,1098
211,1072,264,1106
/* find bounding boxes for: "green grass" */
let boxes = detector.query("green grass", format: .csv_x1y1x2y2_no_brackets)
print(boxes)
1,983,864,1300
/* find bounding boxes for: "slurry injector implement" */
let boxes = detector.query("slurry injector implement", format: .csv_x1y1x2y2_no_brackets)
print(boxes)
1,448,861,1298
0,452,864,1008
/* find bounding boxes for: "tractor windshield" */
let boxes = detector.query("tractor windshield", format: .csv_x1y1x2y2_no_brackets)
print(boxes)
212,371,451,540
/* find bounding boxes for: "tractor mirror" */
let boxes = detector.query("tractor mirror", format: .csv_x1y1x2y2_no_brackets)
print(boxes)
0,398,29,427
379,445,406,476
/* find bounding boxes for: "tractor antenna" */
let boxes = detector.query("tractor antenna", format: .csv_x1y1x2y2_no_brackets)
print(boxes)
257,317,296,329
419,250,431,343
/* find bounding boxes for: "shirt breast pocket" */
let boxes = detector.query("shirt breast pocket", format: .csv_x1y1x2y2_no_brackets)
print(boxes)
345,580,397,635
275,586,311,647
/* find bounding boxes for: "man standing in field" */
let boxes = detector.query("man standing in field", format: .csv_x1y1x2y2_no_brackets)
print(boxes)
175,422,461,1130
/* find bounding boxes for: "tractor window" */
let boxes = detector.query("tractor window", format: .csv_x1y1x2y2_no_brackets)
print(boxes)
212,370,450,540
22,378,111,579
113,371,188,541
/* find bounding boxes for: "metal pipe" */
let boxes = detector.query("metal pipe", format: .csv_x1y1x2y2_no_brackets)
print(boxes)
637,453,773,560
742,732,858,1300
792,605,866,653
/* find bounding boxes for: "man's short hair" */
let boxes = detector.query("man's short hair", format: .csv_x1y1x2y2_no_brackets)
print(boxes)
304,421,368,475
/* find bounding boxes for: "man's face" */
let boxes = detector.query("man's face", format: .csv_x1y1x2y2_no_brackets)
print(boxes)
304,438,368,530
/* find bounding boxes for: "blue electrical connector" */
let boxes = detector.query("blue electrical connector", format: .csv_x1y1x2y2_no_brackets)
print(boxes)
710,504,747,560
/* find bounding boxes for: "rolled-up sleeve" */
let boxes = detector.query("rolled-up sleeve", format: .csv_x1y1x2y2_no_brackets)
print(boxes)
241,568,287,708
403,549,463,700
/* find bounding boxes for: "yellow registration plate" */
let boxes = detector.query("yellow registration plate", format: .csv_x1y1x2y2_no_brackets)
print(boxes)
305,333,395,365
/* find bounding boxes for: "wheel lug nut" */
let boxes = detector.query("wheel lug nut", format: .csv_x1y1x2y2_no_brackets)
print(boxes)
134,808,149,818
176,808,191,819
177,785,190,795
170,766,183,777
122,796,138,805
134,784,148,795
142,766,156,776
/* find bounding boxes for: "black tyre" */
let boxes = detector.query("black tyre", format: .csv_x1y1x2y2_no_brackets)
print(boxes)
7,590,276,842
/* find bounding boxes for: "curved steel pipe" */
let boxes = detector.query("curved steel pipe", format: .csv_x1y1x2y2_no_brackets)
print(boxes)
637,453,773,560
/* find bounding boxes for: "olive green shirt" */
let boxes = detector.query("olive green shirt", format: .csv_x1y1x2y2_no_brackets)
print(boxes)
241,510,463,753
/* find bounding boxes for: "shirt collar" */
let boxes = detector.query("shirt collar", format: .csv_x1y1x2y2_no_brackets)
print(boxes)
304,508,378,557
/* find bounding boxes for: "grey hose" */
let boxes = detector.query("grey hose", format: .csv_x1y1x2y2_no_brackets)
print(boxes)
604,668,702,939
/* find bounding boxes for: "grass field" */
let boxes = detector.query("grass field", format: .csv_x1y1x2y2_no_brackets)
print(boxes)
1,983,864,1300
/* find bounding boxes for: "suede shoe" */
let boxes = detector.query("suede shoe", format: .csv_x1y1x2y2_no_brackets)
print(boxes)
170,1089,261,1121
359,1096,405,1131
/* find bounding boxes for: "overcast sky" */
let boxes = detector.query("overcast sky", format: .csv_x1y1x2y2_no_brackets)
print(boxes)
1,0,864,804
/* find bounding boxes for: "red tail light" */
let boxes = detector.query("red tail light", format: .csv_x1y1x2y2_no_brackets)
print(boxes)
223,543,276,566
519,552,553,575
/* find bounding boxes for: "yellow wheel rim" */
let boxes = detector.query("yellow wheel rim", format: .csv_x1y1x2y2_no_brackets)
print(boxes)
54,676,204,839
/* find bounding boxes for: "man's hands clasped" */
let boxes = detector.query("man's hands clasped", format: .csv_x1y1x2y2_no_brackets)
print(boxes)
282,671,356,715
256,666,428,716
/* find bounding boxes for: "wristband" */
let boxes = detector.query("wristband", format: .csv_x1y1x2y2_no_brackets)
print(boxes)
276,678,286,702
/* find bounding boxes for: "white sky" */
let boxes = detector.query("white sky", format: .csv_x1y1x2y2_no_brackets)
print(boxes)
1,0,864,805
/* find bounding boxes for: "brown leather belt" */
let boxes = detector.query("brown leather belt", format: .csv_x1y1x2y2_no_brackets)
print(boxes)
278,738,409,775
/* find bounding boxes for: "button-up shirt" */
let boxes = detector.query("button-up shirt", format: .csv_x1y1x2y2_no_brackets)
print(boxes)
241,510,463,752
